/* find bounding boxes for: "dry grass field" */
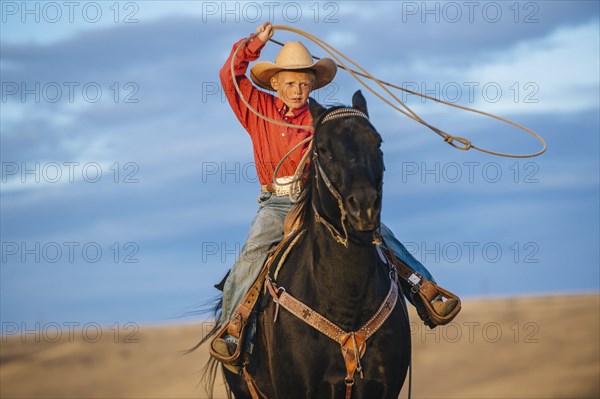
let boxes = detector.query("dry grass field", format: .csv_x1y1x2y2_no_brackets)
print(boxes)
1,293,598,399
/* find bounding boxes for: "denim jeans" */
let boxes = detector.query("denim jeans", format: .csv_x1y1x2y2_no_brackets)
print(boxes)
219,192,435,326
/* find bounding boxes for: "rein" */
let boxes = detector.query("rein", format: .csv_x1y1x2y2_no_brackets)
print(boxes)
312,156,349,247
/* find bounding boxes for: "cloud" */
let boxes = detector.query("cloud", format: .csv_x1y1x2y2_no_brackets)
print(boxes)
365,19,599,118
1,7,598,325
464,19,600,114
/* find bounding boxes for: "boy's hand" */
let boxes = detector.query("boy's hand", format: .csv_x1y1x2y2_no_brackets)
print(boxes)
255,22,274,42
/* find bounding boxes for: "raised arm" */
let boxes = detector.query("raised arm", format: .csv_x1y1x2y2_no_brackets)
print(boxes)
219,22,274,132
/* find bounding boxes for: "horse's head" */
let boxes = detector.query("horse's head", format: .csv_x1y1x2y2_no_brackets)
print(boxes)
308,91,384,244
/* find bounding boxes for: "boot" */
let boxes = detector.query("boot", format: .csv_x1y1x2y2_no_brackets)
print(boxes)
412,280,461,328
431,295,459,317
211,337,241,374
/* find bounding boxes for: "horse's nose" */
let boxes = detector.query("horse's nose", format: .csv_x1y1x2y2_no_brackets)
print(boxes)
346,188,381,230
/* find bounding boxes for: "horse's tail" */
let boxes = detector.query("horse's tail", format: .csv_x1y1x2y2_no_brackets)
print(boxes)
186,295,223,352
201,356,231,399
184,294,230,399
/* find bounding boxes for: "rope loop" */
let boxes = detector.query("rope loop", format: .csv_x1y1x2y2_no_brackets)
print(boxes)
229,25,548,189
267,25,547,159
444,136,472,151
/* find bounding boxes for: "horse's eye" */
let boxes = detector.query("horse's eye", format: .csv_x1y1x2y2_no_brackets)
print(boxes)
318,146,332,159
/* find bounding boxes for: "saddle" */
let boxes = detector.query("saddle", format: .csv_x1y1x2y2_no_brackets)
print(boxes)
208,208,303,369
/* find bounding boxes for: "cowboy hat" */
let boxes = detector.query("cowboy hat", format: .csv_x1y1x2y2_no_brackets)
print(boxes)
250,41,337,91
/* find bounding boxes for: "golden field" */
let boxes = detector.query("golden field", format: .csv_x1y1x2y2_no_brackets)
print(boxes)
1,293,598,398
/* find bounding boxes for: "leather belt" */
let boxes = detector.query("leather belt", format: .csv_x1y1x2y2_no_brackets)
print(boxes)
261,183,285,195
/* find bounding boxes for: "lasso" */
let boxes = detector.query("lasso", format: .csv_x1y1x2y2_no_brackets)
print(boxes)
229,25,548,193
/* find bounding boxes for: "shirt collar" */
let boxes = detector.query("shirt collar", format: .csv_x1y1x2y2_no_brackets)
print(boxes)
275,97,309,119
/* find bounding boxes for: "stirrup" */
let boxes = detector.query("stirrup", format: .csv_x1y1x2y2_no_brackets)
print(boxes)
211,337,242,374
209,312,247,367
415,281,461,328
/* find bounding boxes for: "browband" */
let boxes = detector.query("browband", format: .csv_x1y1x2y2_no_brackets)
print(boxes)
321,108,369,124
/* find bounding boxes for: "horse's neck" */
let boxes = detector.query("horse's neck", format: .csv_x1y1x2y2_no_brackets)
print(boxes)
303,222,385,318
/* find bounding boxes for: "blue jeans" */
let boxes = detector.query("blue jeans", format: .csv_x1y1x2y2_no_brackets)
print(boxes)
220,192,435,325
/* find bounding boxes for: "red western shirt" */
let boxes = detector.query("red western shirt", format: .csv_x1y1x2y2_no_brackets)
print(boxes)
219,36,313,186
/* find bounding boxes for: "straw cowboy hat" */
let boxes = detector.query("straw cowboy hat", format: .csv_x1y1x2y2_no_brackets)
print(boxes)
250,41,337,91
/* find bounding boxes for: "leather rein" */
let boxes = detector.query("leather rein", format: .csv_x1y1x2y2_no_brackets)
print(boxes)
253,108,400,399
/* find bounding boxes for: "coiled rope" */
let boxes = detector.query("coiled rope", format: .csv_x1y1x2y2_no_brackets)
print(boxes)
229,25,547,190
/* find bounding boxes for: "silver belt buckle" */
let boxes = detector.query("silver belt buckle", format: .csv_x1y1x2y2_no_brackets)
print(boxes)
274,176,294,196
274,184,290,196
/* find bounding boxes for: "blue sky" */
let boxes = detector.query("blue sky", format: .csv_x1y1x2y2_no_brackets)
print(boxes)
1,1,599,328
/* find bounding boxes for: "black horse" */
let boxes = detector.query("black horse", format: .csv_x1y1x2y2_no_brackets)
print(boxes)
207,91,411,399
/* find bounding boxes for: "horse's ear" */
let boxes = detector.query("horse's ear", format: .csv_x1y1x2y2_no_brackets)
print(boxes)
309,97,326,120
352,90,368,116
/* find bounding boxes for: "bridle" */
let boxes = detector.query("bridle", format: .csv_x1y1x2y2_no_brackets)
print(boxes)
244,109,400,399
311,107,376,248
